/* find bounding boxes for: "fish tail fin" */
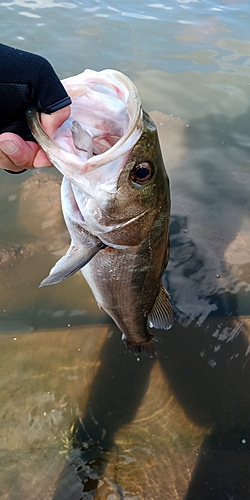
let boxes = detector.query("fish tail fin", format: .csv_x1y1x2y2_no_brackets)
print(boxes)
124,336,155,358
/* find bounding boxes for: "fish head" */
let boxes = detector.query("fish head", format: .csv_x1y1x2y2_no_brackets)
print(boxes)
81,110,170,247
27,69,170,248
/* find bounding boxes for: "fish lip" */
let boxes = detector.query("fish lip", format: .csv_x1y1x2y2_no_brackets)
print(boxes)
28,108,142,175
27,69,143,176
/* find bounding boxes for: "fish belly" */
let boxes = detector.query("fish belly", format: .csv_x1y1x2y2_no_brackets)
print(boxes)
81,245,156,345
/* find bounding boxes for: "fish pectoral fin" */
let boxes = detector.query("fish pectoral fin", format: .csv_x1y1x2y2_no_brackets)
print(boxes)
39,242,105,287
148,284,173,330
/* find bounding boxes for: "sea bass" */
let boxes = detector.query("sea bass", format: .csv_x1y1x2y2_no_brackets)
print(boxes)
27,69,173,356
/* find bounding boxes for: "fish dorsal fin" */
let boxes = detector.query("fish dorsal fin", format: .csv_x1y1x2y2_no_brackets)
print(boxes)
39,241,105,287
71,120,93,156
148,284,173,330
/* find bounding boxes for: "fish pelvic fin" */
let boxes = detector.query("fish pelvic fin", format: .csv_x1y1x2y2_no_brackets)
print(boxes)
123,335,155,358
39,241,105,287
148,284,173,330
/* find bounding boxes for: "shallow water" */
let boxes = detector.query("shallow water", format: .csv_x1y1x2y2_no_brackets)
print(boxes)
1,0,250,499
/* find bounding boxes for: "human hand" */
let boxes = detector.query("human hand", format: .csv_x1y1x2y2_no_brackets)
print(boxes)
0,43,72,174
0,106,70,173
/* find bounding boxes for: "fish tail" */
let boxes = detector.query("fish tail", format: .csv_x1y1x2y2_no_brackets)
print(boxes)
124,336,155,358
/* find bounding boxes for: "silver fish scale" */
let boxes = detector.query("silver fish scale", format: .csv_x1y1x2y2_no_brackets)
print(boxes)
81,230,167,347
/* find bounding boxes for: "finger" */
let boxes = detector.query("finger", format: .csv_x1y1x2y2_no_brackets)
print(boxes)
0,134,41,171
33,148,52,168
32,106,71,168
33,106,71,167
0,106,70,172
41,105,71,138
0,150,25,172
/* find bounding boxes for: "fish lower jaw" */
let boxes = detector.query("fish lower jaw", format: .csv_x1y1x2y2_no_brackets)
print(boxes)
122,333,155,358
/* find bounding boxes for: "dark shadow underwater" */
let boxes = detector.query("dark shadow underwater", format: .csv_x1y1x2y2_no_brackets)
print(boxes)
52,108,250,499
50,217,250,500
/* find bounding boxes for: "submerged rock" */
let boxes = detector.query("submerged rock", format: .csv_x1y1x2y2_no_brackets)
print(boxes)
0,325,109,500
149,110,188,168
18,170,68,248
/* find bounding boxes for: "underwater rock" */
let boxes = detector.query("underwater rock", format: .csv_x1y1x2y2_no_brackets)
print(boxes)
18,170,68,248
149,110,187,168
0,325,109,500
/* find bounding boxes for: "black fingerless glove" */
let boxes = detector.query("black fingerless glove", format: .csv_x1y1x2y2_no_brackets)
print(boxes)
0,43,71,141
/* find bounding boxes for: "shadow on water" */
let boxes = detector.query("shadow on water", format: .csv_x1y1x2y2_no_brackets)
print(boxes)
52,226,250,499
162,223,250,500
51,108,250,499
172,110,250,500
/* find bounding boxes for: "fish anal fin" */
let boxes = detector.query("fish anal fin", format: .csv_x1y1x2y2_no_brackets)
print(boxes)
39,241,105,287
123,336,155,358
148,284,173,330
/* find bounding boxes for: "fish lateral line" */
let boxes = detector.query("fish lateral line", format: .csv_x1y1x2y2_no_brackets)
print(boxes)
39,241,106,287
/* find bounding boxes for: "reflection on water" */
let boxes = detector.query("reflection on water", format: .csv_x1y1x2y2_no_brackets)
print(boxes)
1,0,77,9
1,0,250,498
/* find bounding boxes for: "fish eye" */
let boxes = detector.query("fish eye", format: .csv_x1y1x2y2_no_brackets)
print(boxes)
130,162,153,185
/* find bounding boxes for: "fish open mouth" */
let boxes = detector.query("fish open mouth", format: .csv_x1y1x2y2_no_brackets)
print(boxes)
27,70,143,185
61,69,143,169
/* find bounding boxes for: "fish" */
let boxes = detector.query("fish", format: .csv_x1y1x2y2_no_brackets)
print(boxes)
27,69,173,357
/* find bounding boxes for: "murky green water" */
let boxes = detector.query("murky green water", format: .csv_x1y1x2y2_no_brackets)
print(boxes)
1,1,250,498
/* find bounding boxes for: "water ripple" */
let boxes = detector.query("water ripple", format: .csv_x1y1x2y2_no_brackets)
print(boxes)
0,0,77,8
121,11,157,20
